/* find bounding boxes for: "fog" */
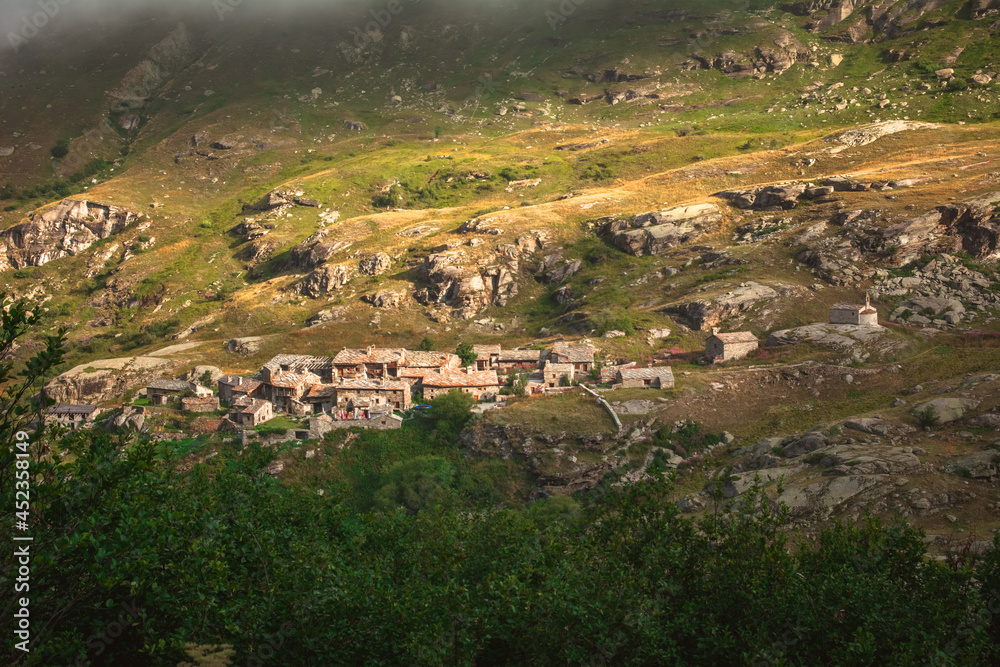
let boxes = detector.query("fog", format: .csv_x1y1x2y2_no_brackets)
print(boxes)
0,0,551,54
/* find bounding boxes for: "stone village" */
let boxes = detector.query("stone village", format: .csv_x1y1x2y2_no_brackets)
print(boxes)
45,298,880,436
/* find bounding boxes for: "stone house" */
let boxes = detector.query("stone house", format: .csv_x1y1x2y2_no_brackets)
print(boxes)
421,369,500,402
829,293,879,326
45,404,101,430
217,375,242,404
497,349,542,372
601,362,636,384
231,379,266,402
146,379,194,406
617,367,675,389
302,384,339,414
706,329,759,363
543,361,575,388
551,342,597,373
334,377,411,412
267,371,323,413
230,398,274,427
473,345,501,371
333,346,407,379
181,396,221,413
262,354,334,383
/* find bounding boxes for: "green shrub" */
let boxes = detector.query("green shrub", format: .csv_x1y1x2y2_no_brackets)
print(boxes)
915,406,940,428
50,139,70,159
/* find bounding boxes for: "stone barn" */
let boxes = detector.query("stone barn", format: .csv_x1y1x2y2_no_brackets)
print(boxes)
706,329,759,363
543,361,574,388
45,405,101,430
829,293,879,326
146,379,193,406
617,367,675,389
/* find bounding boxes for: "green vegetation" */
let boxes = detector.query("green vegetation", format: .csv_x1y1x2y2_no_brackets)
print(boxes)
456,341,477,366
3,269,1000,665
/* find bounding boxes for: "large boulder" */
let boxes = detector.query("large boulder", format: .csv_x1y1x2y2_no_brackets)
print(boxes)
364,290,404,309
359,252,392,276
300,264,352,297
226,337,263,356
609,204,721,256
912,398,981,424
663,282,778,331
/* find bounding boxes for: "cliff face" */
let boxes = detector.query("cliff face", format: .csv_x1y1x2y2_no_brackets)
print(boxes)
43,356,172,405
1,200,140,270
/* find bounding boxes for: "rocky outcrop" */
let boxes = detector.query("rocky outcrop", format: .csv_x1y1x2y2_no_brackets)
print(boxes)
766,323,888,350
605,204,721,256
414,254,518,320
459,421,624,495
717,183,808,210
662,282,778,331
43,356,172,405
110,22,199,109
359,252,392,276
299,264,352,297
364,290,404,309
690,32,809,77
873,254,1000,327
1,200,140,270
226,337,263,356
878,193,1000,264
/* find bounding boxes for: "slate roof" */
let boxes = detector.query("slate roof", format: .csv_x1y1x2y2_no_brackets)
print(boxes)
337,378,409,391
232,379,263,394
218,375,242,387
710,332,759,344
402,350,460,368
421,369,499,388
269,371,322,389
552,342,596,363
46,405,99,416
303,385,338,399
147,379,191,392
263,354,333,373
333,347,406,365
618,367,675,381
831,302,877,314
499,349,541,362
473,344,502,359
243,399,272,416
544,361,574,375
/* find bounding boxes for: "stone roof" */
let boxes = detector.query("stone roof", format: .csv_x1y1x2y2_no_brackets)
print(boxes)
303,385,338,399
232,396,252,408
473,344,502,359
499,349,541,362
218,374,242,387
243,399,272,415
147,379,191,392
333,347,407,366
46,404,99,416
337,378,409,391
263,354,333,372
269,371,322,389
552,342,596,363
232,379,262,394
402,350,460,368
710,332,759,345
421,369,499,388
831,302,877,314
618,367,675,381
